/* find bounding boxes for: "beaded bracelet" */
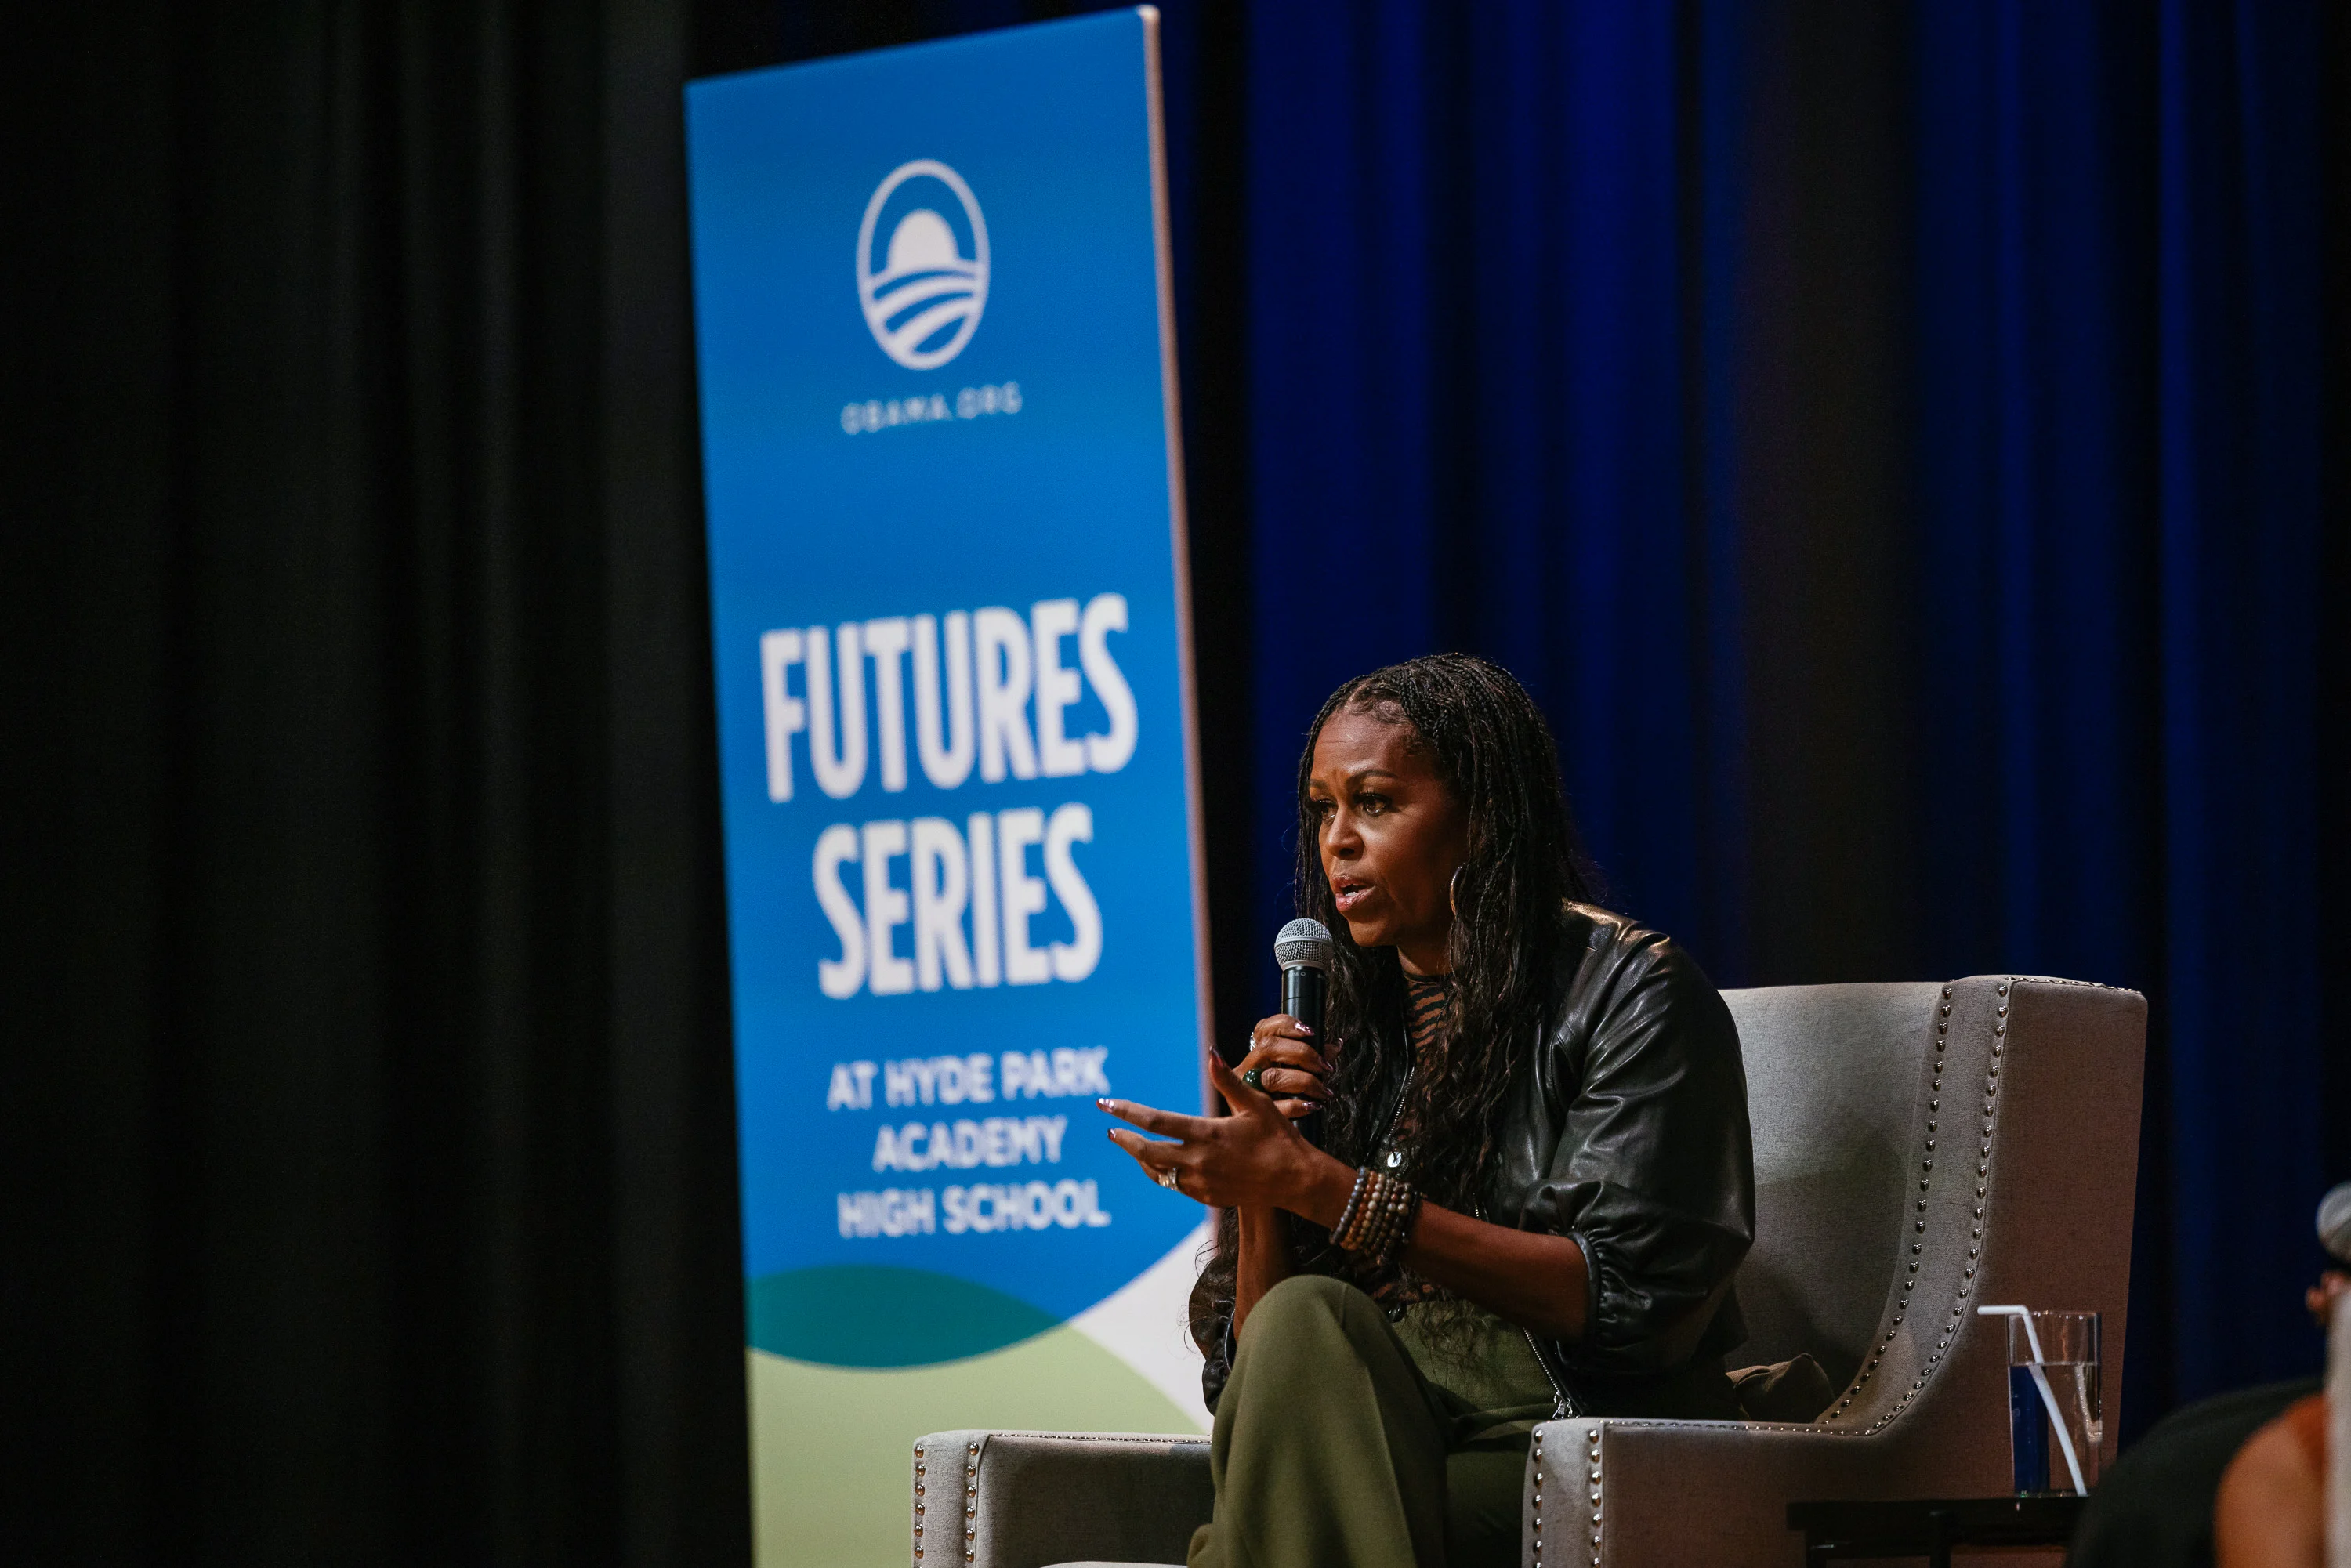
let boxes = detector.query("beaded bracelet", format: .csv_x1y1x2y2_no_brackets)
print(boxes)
1333,1167,1422,1265
1372,1185,1423,1269
1331,1166,1371,1245
1356,1172,1407,1260
1333,1167,1375,1251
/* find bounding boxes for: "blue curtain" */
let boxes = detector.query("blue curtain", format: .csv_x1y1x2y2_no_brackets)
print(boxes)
1246,0,2341,1433
1247,0,1744,963
1911,0,2331,1410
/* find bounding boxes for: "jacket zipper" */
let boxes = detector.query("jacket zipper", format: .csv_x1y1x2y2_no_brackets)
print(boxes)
1524,1327,1575,1420
1468,1197,1577,1421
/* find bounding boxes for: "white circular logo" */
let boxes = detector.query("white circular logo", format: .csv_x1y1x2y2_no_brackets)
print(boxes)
856,160,989,371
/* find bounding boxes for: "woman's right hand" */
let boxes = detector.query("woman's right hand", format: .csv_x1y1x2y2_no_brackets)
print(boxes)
1235,1014,1331,1122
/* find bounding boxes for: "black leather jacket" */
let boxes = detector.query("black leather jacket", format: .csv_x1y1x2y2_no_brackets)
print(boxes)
1201,904,1755,1419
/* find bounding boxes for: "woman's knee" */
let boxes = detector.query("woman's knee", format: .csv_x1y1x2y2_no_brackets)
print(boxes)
1240,1275,1370,1350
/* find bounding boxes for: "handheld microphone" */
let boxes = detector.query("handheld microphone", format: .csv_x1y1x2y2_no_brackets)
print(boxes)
1274,918,1333,1041
1273,919,1334,1144
2317,1182,2351,1264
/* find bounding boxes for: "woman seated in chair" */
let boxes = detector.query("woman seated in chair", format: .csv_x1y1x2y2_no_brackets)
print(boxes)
1104,654,1755,1568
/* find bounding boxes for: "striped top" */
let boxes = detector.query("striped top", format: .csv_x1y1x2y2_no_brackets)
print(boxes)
1391,975,1452,1147
1405,972,1452,1057
1375,973,1452,1307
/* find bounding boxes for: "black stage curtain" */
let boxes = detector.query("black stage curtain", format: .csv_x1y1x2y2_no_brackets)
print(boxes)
9,4,765,1563
6,4,1244,1563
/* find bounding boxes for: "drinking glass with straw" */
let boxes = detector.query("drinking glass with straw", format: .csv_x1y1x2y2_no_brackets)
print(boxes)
1978,1305,2101,1494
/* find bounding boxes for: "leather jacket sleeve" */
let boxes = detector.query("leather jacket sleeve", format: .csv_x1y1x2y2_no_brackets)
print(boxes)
1504,907,1754,1381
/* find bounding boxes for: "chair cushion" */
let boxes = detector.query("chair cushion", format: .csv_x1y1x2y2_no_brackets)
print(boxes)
1729,1354,1835,1422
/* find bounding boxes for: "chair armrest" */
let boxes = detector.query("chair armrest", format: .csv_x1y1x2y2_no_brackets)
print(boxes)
1528,1418,1910,1567
912,1429,1210,1568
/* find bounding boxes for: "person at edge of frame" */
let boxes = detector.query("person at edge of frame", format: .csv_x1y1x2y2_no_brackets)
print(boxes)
2069,1265,2348,1568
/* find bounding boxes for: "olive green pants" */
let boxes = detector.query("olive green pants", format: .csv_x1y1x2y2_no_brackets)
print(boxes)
1186,1275,1557,1568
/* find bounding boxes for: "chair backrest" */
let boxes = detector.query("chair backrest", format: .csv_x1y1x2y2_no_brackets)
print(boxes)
1726,983,1941,1389
1722,976,2144,1484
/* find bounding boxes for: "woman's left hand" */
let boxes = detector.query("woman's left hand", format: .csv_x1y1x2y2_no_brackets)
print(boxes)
1103,1052,1346,1213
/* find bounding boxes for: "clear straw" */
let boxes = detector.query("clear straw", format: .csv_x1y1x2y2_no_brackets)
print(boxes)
1977,1305,2088,1494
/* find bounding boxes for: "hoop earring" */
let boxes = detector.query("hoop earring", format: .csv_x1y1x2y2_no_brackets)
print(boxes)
1449,864,1467,919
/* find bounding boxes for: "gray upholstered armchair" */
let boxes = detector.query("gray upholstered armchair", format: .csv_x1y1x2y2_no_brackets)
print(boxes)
911,974,2146,1567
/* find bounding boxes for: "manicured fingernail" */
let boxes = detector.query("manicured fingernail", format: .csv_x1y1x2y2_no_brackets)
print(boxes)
1096,1098,1114,1112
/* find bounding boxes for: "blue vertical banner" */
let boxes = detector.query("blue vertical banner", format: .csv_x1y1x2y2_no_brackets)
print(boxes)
686,11,1212,1563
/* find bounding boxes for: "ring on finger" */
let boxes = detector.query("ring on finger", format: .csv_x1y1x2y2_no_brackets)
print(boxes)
1240,1066,1265,1092
1155,1165,1183,1194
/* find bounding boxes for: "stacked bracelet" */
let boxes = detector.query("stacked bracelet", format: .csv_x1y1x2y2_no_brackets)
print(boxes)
1333,1166,1423,1267
1375,1181,1424,1269
1331,1166,1372,1243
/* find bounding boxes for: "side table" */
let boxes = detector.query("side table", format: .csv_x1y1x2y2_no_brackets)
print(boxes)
1785,1497,2087,1566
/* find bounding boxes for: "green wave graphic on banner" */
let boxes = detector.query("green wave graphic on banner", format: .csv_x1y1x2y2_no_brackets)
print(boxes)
747,1264,1062,1367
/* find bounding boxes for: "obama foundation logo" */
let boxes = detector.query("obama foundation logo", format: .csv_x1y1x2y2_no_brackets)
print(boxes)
856,159,990,371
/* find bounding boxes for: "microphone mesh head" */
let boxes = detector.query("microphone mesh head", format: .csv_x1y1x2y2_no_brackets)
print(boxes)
2318,1183,2351,1265
1273,918,1334,972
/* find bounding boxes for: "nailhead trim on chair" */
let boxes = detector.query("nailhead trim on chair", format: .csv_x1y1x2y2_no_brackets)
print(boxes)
904,1439,982,1565
1586,1427,1603,1566
1528,1425,1606,1567
1529,1428,1542,1563
1823,979,2014,1432
965,1439,980,1564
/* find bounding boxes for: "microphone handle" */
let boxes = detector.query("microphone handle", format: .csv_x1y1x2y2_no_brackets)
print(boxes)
1279,964,1328,1146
